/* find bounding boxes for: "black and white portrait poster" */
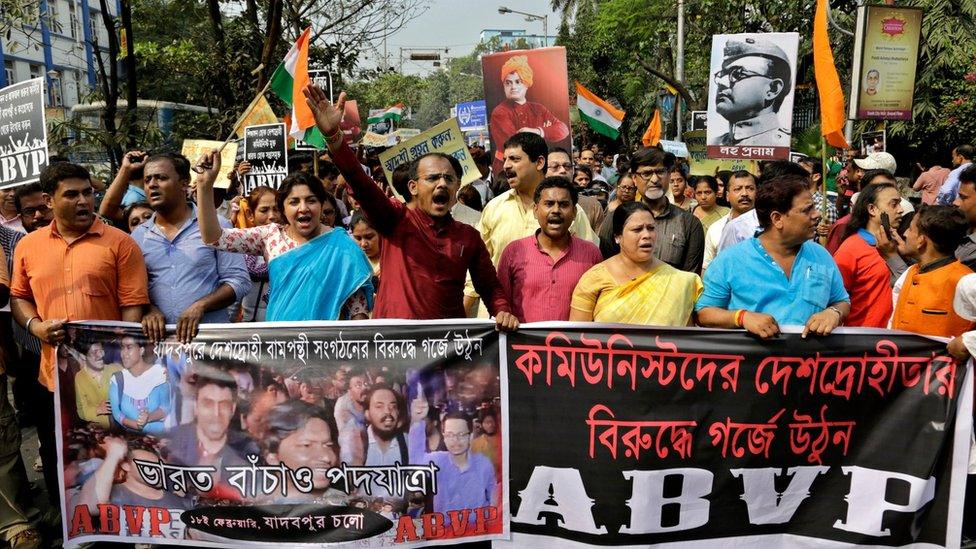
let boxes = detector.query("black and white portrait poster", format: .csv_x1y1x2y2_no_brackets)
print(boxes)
244,123,288,194
0,78,49,189
690,111,708,131
706,33,798,161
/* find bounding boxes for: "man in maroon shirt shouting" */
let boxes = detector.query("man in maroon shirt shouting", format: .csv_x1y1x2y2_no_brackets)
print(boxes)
303,84,518,331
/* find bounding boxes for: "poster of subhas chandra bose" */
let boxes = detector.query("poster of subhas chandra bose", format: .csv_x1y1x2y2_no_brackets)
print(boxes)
0,78,49,189
706,33,799,161
57,320,506,547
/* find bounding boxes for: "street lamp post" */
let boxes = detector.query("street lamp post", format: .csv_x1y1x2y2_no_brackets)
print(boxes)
498,6,548,46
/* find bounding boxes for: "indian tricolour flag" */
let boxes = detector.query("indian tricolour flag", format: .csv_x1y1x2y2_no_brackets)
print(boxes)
268,28,325,148
575,82,625,139
367,104,404,124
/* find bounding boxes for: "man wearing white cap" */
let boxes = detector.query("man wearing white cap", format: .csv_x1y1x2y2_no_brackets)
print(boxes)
848,152,913,214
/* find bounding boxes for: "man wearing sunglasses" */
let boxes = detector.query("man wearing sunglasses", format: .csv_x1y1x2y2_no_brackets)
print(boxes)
709,37,792,148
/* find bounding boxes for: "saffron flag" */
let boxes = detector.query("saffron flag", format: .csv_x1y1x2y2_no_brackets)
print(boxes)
575,82,624,139
232,94,279,138
268,28,325,148
642,109,662,147
813,0,850,149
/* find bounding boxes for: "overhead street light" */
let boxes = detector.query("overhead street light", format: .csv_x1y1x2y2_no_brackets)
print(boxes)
497,6,548,46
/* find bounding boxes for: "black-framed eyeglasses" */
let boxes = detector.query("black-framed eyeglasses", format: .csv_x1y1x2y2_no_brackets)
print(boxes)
634,168,668,179
713,66,770,86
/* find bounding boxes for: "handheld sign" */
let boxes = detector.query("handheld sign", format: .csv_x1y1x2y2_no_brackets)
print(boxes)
0,78,49,189
244,123,288,193
377,118,480,189
182,139,238,190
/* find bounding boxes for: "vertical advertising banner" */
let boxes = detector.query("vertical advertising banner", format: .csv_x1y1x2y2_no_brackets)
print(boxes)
706,33,799,161
501,325,971,548
850,5,923,120
244,122,288,194
58,320,506,547
0,78,49,188
482,47,571,174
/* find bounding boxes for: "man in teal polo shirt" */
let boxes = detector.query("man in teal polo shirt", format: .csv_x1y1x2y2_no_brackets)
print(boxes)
696,173,850,338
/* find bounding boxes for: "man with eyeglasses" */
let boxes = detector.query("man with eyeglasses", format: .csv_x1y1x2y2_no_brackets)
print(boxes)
709,37,792,148
409,398,495,524
596,148,704,273
304,85,518,331
547,147,604,231
2,183,53,430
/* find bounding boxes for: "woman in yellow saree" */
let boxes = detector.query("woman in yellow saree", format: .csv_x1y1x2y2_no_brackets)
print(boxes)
570,201,702,325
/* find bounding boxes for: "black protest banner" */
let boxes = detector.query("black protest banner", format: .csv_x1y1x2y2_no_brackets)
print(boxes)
0,78,48,188
503,325,971,548
58,320,506,548
244,122,288,194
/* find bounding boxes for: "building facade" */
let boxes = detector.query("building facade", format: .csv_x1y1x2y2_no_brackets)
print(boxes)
1,0,117,108
479,29,555,52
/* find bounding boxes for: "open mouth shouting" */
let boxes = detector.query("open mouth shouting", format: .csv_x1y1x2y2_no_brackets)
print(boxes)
431,190,451,208
294,212,315,231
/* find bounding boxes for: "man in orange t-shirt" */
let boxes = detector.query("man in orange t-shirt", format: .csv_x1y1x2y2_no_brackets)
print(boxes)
832,181,904,327
890,205,974,337
9,161,149,512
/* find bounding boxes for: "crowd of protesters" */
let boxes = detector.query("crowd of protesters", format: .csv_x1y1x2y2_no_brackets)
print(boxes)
0,82,973,546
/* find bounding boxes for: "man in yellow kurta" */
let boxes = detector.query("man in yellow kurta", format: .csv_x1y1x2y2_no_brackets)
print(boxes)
73,341,122,429
464,132,597,313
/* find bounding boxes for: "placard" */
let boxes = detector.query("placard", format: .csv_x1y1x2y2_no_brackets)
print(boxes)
0,78,48,188
377,118,480,187
181,139,237,190
244,122,288,193
482,47,571,173
706,33,799,161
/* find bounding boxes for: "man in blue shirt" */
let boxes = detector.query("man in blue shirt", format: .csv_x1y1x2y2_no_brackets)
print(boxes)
936,144,974,206
409,405,495,525
132,153,249,343
697,173,850,338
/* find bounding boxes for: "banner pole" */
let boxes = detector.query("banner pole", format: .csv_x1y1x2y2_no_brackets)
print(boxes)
820,134,829,245
219,79,274,154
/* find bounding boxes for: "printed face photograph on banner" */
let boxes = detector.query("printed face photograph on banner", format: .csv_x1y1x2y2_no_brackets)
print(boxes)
706,33,799,160
57,322,505,548
482,47,572,173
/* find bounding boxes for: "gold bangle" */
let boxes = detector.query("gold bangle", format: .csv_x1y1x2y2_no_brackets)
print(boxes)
325,128,343,144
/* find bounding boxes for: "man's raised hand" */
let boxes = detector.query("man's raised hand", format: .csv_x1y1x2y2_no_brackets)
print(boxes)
303,84,346,138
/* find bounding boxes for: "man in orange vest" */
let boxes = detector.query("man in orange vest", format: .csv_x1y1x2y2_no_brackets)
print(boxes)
890,205,974,337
